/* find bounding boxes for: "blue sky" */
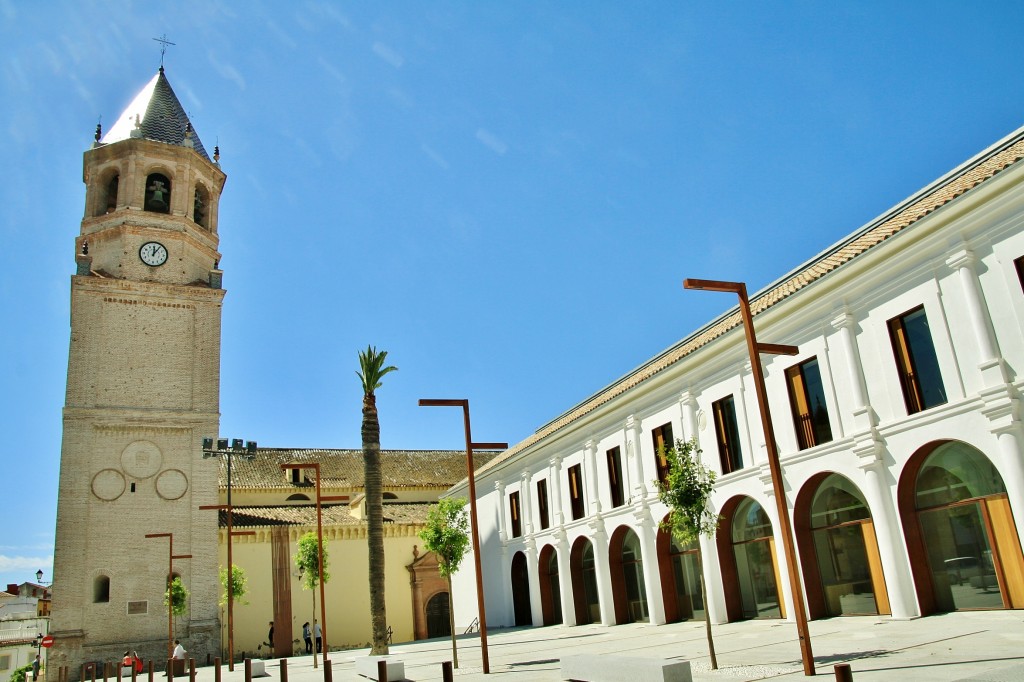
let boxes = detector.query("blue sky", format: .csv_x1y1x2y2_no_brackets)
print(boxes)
3,1,1024,589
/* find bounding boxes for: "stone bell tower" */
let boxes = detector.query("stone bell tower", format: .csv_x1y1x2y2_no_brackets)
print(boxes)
51,67,226,676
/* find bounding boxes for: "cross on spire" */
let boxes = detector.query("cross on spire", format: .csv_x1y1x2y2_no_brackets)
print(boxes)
153,34,176,68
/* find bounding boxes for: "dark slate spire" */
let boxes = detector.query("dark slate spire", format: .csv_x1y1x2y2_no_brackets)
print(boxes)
101,68,210,161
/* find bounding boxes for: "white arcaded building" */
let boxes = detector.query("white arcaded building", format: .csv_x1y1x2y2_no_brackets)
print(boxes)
450,123,1024,630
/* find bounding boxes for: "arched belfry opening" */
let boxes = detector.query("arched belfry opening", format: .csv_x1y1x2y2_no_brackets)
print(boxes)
193,184,209,228
145,172,171,213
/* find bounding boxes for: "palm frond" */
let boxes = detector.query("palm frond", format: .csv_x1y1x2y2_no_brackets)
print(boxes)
356,345,398,395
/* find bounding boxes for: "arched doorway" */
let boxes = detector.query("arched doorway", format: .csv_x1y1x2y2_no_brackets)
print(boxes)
510,551,533,626
899,441,1024,613
717,496,783,620
538,545,562,625
795,473,890,618
425,592,451,638
609,526,649,624
570,537,601,625
656,517,705,623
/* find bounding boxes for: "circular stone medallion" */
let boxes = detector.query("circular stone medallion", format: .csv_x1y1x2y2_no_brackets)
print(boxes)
121,440,163,479
92,469,126,501
155,469,189,500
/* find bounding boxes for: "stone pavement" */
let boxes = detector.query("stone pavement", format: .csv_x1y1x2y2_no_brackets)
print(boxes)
186,610,1024,681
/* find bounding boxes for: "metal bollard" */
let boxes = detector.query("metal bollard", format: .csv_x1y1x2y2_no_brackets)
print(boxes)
244,659,252,682
189,659,196,682
834,663,853,682
279,659,288,682
147,661,154,682
167,659,174,682
132,661,137,682
214,657,221,682
377,660,388,682
323,659,332,682
441,661,453,682
103,662,110,682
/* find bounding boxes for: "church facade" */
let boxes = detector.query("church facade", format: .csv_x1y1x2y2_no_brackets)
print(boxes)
450,123,1024,631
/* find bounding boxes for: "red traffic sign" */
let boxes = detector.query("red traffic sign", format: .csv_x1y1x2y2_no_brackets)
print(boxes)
40,635,55,648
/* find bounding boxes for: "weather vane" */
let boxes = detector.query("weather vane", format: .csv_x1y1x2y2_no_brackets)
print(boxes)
153,34,176,67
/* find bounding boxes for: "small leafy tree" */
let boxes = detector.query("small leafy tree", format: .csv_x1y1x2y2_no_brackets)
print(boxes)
657,438,721,669
164,576,189,616
10,662,33,682
419,498,470,668
219,565,249,606
295,532,329,660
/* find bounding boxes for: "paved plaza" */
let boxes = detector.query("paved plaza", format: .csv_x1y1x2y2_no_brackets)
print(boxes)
167,610,1024,681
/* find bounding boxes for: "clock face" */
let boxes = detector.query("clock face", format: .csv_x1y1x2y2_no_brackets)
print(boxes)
139,241,168,266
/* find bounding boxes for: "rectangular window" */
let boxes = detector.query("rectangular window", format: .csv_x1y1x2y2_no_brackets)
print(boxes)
606,446,625,508
0,654,10,671
567,464,585,520
536,479,550,530
889,306,948,414
1015,255,1024,293
652,422,674,487
509,491,522,538
786,357,833,450
713,395,743,474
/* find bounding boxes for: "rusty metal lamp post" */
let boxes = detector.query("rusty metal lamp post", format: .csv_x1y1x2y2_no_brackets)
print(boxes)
200,437,257,670
683,278,814,676
280,462,346,668
144,533,192,663
419,398,507,675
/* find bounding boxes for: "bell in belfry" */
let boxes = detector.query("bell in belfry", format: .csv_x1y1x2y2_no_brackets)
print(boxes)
146,178,169,212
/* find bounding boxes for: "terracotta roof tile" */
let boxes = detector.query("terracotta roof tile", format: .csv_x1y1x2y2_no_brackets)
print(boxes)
221,503,433,528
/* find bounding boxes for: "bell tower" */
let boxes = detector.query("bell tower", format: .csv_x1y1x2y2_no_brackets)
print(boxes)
51,67,226,676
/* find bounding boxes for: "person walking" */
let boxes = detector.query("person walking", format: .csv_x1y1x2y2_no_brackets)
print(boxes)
314,621,322,654
32,655,40,681
302,622,312,655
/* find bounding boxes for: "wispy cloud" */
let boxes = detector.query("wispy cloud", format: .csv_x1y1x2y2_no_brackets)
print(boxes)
372,42,404,69
0,554,52,572
475,129,508,156
207,50,246,91
421,144,450,170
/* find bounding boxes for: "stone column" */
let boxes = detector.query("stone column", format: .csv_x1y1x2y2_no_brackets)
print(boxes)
831,308,877,431
590,521,616,625
947,247,1010,386
698,533,726,624
983,393,1024,549
521,472,534,536
634,509,666,624
626,415,648,499
585,439,602,516
525,537,542,626
555,529,575,625
759,469,797,622
495,481,508,543
550,456,565,527
679,391,699,444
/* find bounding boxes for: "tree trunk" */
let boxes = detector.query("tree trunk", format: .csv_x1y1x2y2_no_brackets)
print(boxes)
446,574,458,668
699,550,717,669
362,392,389,656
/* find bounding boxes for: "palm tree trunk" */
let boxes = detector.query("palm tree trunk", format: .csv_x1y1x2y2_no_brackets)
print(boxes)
699,550,717,670
362,392,389,656
446,574,458,669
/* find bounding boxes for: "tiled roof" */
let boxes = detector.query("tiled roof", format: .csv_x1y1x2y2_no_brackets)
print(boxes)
101,67,210,161
219,503,434,528
474,124,1024,477
218,448,500,490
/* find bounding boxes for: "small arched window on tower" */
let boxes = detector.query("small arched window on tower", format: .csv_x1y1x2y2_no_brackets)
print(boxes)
93,575,110,603
104,174,119,214
145,173,172,213
193,184,209,228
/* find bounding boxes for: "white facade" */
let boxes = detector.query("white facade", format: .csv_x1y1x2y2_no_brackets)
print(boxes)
450,124,1024,629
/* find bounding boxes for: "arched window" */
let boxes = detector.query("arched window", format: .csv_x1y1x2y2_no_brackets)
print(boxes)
570,537,601,625
610,526,649,624
105,174,119,214
383,492,398,500
93,575,110,603
286,493,311,502
193,185,209,228
145,173,171,213
730,497,781,619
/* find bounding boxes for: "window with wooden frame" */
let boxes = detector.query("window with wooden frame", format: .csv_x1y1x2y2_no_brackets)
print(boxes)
713,395,743,474
888,305,947,414
1016,255,1024,292
607,446,625,508
536,479,550,530
652,422,674,487
509,491,522,538
567,464,585,520
785,357,833,450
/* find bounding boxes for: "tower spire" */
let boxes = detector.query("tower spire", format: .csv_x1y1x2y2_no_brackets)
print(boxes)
153,33,176,69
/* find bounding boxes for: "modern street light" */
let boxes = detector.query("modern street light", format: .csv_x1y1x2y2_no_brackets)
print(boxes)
144,533,192,663
418,398,507,675
200,437,257,670
683,278,814,676
280,462,346,669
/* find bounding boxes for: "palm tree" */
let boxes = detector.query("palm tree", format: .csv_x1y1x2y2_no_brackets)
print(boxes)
357,345,397,656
